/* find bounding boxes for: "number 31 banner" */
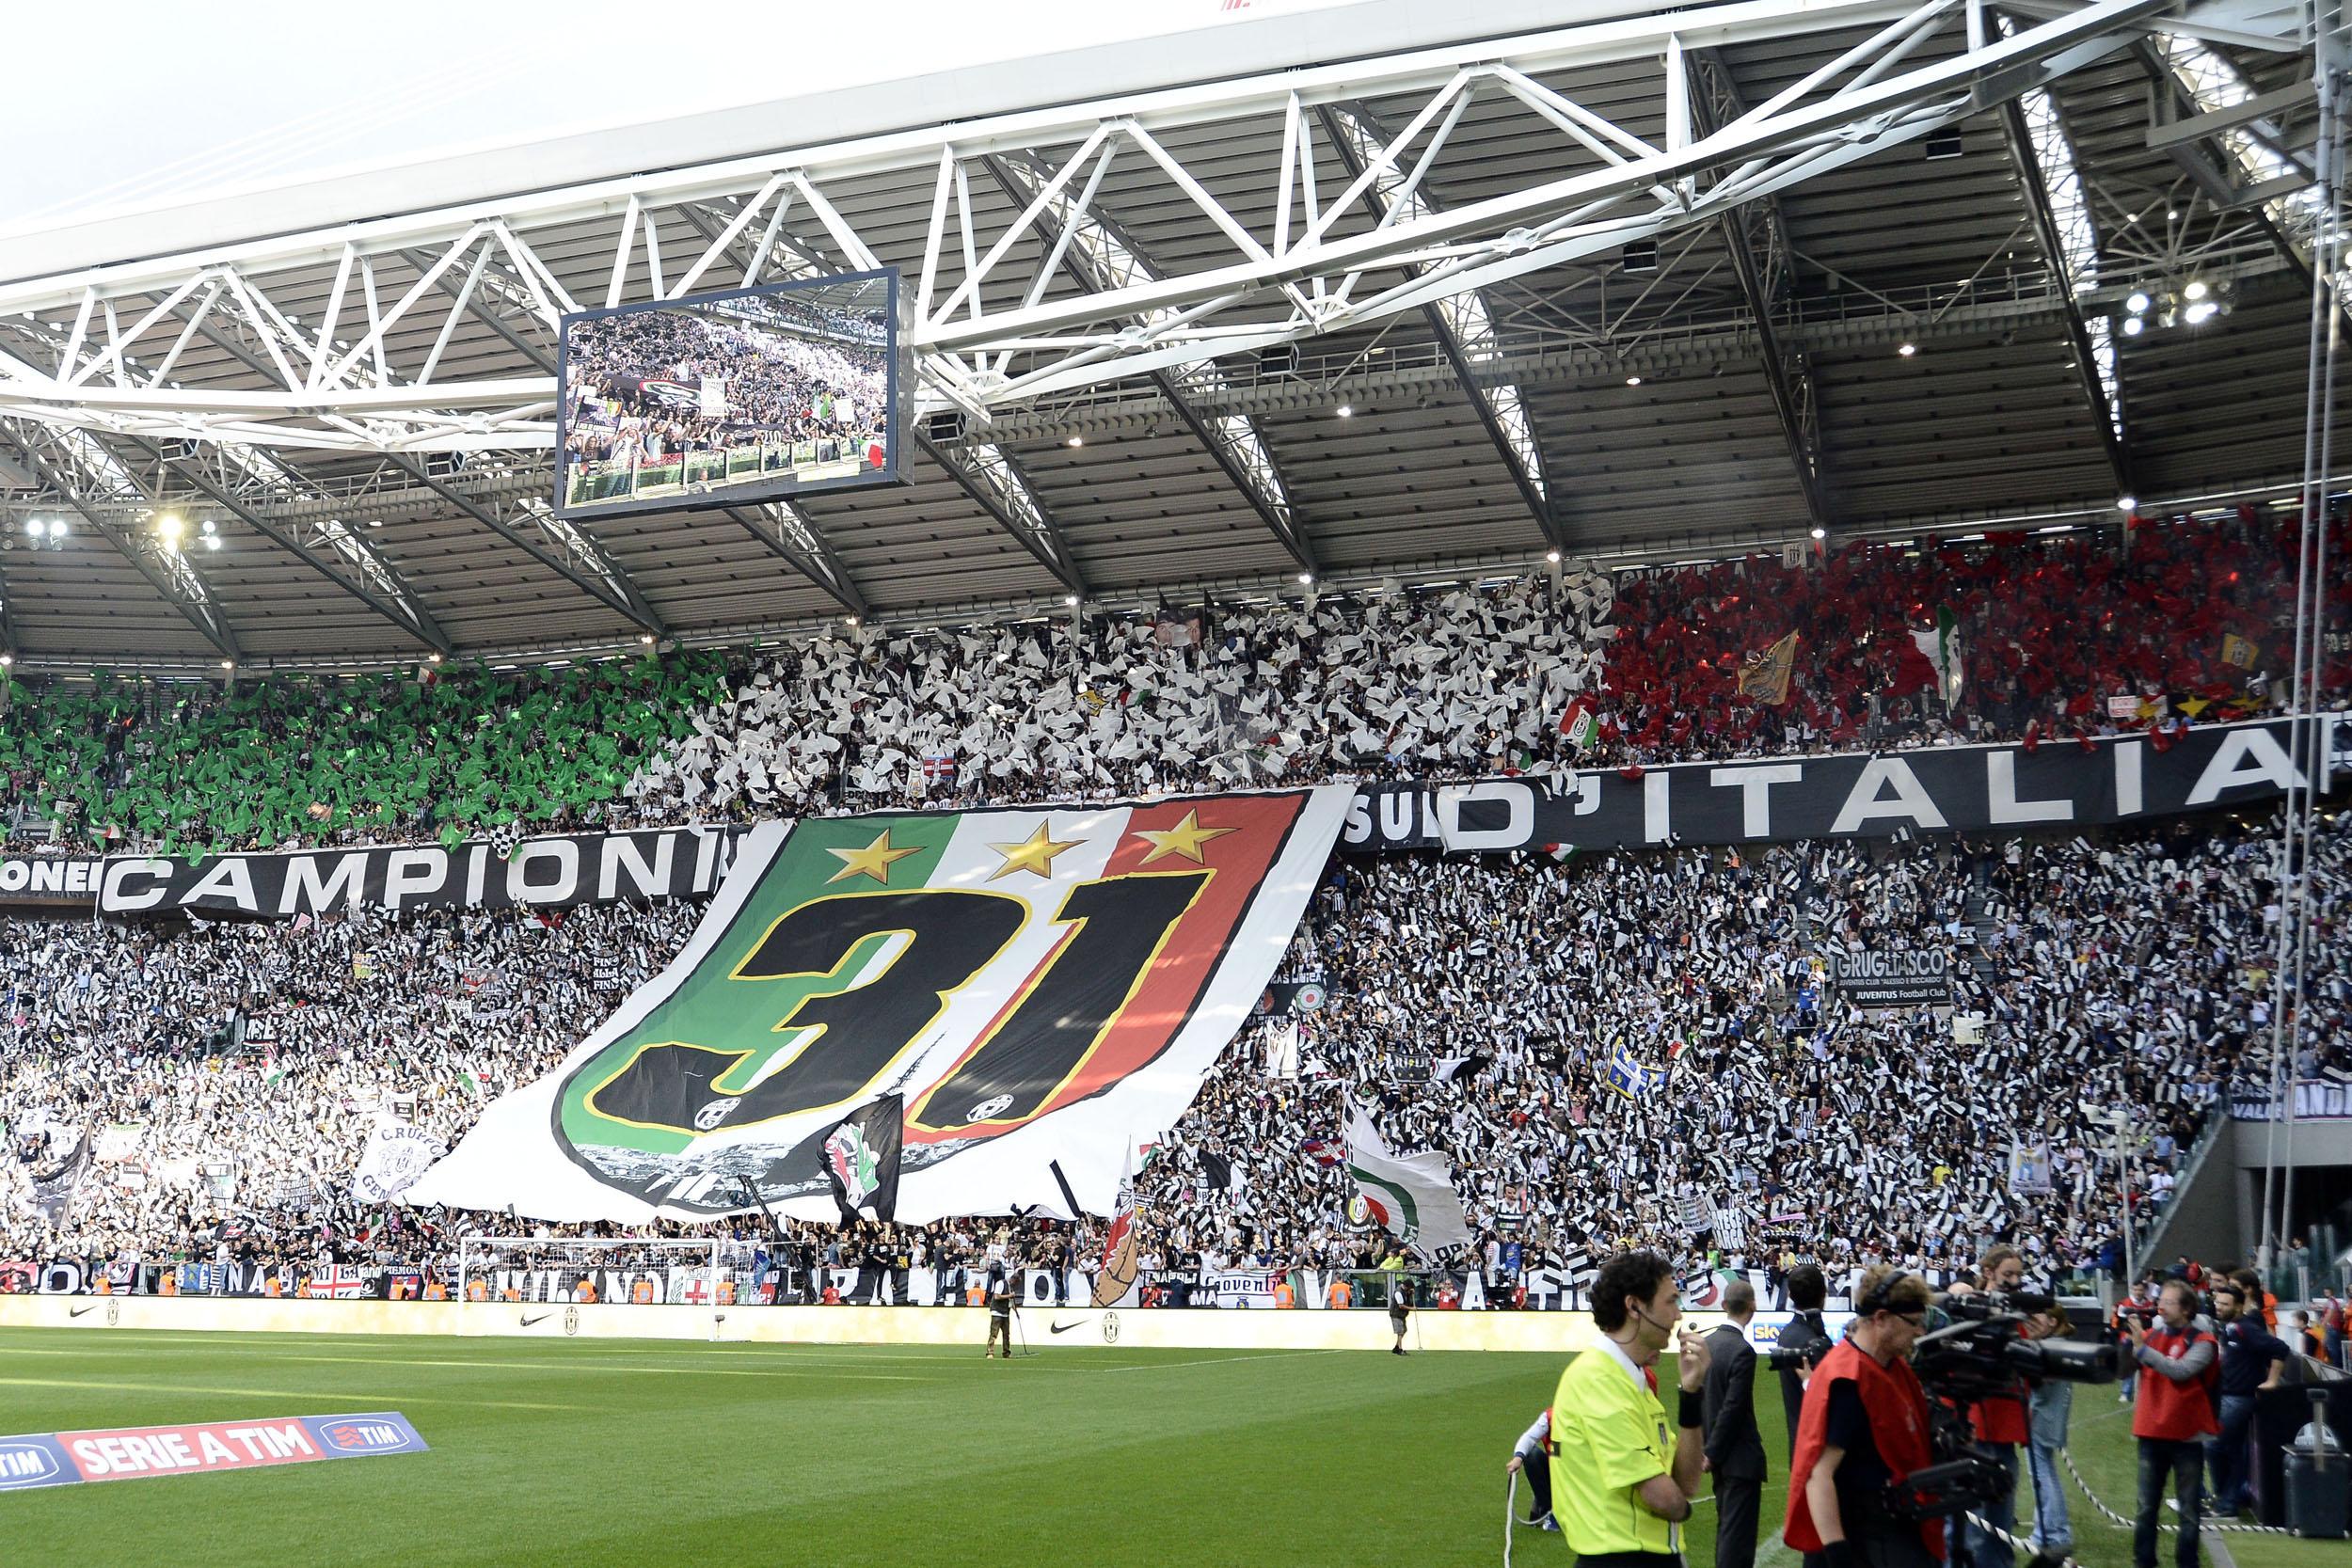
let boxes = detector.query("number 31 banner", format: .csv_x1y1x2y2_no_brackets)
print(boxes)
410,787,1353,1224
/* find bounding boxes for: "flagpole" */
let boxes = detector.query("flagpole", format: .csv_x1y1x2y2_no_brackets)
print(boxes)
733,1174,797,1307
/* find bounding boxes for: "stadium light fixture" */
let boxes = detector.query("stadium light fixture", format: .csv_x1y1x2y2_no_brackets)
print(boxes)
21,517,39,539
49,517,64,539
204,535,220,550
1546,550,1562,563
2184,279,2209,301
1063,594,1079,607
639,634,655,644
2184,300,2218,324
0,655,11,667
1626,375,1643,387
845,615,859,626
1897,342,1917,357
428,652,443,664
2117,496,2136,511
1810,527,1827,540
2122,317,2145,337
1066,436,1083,448
157,513,183,546
220,659,234,671
2125,292,2152,314
1297,572,1313,585
1336,404,1353,418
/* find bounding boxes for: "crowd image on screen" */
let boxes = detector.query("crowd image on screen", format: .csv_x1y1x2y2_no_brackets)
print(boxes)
562,294,888,495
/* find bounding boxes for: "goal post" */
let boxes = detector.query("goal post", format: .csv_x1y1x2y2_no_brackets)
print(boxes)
455,1234,761,1307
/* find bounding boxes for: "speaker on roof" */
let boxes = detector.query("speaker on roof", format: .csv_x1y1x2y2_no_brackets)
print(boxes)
1621,240,1658,274
924,410,965,443
1924,129,1964,161
1260,344,1300,378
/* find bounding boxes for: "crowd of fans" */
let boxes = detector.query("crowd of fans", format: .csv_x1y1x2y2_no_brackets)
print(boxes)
1134,811,2348,1291
0,511,2340,863
563,302,887,485
0,656,732,854
2,806,2339,1299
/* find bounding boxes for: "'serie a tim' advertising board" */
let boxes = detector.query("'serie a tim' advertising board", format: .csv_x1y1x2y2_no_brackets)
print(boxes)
0,1412,425,1492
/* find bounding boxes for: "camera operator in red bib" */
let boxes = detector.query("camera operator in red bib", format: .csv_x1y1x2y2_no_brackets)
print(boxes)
1786,1265,1944,1568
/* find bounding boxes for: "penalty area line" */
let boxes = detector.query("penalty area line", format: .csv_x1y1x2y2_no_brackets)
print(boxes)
0,1374,586,1412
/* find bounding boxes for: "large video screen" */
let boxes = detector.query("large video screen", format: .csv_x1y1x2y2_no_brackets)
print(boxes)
555,268,905,520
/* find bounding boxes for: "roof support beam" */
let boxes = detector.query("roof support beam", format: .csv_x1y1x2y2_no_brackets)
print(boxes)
982,151,1318,573
0,0,2180,450
8,425,240,660
723,502,867,618
163,452,457,657
916,432,1089,594
1320,101,1564,553
1995,89,2136,500
1686,48,1837,534
385,454,668,637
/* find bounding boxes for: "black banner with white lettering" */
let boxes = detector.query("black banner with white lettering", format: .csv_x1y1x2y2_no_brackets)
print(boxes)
1829,950,1952,1011
0,856,104,907
1339,714,2344,855
98,826,742,922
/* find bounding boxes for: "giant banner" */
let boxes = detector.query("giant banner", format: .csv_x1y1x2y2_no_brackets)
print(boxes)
1341,714,2343,854
96,826,739,920
410,788,1354,1224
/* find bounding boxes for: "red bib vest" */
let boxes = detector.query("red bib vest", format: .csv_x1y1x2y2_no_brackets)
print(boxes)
1786,1338,1943,1562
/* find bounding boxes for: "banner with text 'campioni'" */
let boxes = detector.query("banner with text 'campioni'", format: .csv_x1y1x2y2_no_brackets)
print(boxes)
410,787,1352,1224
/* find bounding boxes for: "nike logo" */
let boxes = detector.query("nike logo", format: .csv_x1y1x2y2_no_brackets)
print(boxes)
1049,1320,1084,1335
68,1305,95,1318
520,1313,550,1327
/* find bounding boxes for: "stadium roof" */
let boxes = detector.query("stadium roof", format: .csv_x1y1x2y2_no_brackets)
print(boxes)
0,0,2328,673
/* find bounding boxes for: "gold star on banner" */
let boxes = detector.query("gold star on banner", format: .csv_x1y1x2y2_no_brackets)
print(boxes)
986,820,1083,881
825,829,922,885
1133,809,1236,866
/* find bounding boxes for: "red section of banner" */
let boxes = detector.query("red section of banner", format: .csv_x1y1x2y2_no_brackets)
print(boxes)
60,1418,325,1482
1024,792,1301,1113
903,791,1306,1140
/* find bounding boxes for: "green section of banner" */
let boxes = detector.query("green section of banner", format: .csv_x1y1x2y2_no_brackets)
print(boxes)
556,816,960,1154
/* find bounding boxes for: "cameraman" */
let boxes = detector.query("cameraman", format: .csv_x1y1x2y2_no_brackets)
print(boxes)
1779,1264,1833,1458
1959,1247,2030,1568
2127,1279,2218,1568
1549,1251,1711,1568
2206,1279,2287,1518
1786,1265,1944,1568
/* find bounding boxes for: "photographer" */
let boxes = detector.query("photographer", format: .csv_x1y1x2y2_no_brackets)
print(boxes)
1959,1247,2030,1568
1549,1251,1711,1568
1779,1264,1833,1457
2127,1279,2218,1568
2206,1278,2287,1518
1786,1265,1944,1568
1705,1279,1769,1568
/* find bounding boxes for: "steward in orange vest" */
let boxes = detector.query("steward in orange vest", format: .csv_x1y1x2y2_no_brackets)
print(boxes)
1328,1278,1354,1308
1273,1279,1296,1308
632,1277,657,1305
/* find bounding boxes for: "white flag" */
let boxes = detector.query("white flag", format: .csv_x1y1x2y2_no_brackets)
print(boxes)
1343,1101,1473,1258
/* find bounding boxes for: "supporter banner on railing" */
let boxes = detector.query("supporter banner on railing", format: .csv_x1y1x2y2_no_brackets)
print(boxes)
0,856,104,908
410,788,1355,1225
95,825,742,920
2230,1078,2352,1120
1830,950,1951,1012
1340,713,2345,855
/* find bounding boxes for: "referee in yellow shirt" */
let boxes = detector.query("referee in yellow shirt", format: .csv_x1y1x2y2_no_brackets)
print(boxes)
1549,1251,1712,1568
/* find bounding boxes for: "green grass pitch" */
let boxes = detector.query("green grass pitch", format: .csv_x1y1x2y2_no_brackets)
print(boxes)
0,1327,2332,1567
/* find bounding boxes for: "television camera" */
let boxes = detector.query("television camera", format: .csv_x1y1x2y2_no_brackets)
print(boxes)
1884,1291,2116,1525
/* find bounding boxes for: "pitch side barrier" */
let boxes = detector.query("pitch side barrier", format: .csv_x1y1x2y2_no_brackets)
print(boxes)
0,1290,1674,1354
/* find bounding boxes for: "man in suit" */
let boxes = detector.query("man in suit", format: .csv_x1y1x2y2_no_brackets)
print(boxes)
1705,1277,1770,1568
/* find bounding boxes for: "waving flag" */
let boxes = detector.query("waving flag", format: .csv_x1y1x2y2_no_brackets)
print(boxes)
1343,1100,1472,1257
412,789,1352,1224
1090,1139,1142,1308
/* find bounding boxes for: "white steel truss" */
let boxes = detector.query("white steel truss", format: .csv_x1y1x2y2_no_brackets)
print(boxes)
0,0,2225,455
